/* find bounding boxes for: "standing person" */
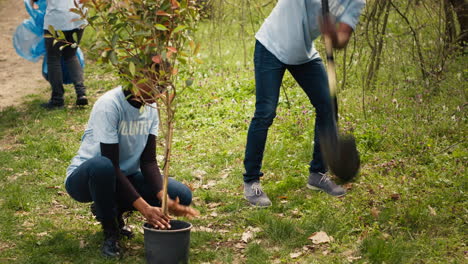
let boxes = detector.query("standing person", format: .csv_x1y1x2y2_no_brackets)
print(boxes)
243,0,365,207
65,83,199,258
31,0,88,109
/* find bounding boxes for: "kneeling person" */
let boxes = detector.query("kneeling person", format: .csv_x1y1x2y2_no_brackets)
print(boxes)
65,84,198,257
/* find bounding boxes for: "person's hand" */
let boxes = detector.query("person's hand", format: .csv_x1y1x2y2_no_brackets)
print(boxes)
142,206,172,229
168,197,200,218
319,14,337,39
319,15,353,49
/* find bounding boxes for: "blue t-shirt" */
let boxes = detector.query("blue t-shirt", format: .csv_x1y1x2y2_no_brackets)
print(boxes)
44,0,87,31
255,0,365,65
66,87,159,179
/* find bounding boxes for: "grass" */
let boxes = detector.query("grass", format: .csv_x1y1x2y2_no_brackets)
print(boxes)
1,2,467,263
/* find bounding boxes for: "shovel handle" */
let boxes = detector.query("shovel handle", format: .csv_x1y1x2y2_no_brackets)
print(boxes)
321,0,339,122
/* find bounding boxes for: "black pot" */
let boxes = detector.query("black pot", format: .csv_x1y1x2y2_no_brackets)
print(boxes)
143,220,192,264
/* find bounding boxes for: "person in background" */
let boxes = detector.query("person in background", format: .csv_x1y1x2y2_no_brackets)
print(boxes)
31,0,88,109
242,0,365,207
65,83,199,257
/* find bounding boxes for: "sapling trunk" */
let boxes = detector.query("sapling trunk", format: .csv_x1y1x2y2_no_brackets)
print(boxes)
161,96,175,216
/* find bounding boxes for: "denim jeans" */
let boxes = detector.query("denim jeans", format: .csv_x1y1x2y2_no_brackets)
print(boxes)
65,156,192,222
44,28,86,103
243,40,337,182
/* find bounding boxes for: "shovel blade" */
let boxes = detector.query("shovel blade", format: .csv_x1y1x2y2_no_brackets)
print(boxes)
321,133,360,182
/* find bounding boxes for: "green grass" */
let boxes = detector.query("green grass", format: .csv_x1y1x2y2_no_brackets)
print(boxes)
1,2,467,263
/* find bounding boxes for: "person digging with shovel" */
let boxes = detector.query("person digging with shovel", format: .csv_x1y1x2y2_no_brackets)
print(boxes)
243,0,365,207
65,82,199,258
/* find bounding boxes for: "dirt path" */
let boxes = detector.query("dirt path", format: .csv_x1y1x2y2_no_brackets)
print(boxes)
0,0,47,110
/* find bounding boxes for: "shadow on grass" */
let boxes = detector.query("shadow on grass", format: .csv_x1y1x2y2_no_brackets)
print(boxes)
15,229,146,264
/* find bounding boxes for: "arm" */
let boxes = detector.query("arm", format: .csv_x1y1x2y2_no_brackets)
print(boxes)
101,143,171,228
320,16,354,49
140,135,199,218
140,134,163,194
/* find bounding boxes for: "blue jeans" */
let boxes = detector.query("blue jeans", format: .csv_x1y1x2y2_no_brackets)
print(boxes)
65,156,192,222
243,40,337,182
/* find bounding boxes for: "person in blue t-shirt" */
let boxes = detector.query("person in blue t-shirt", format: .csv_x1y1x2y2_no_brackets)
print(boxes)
66,84,199,257
31,0,88,109
243,0,365,207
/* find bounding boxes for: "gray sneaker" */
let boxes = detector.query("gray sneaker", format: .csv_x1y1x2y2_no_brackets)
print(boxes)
307,172,346,197
244,180,272,207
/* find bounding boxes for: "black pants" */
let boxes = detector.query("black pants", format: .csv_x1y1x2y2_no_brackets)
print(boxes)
44,28,86,104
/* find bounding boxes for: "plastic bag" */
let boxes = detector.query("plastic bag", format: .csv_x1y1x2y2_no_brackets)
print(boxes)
13,0,85,84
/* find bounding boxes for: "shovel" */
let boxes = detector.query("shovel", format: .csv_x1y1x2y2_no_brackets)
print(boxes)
319,0,360,182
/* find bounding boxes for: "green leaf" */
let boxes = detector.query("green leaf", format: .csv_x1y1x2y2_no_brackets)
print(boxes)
58,30,66,40
155,24,169,31
59,44,70,51
109,51,118,65
172,25,187,34
48,25,56,37
185,79,194,87
111,34,119,47
72,32,78,43
177,57,187,64
129,62,136,77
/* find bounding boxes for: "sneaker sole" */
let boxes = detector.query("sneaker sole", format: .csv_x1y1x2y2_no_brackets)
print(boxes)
244,197,272,207
306,184,346,197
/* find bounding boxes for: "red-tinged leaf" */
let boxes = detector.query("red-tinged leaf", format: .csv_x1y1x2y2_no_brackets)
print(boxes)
170,0,180,9
278,196,288,199
167,51,174,59
167,46,177,53
152,55,162,64
156,10,171,16
171,67,178,75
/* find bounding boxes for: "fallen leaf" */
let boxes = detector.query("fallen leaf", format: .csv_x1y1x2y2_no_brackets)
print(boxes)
234,242,246,249
37,232,48,237
428,205,437,216
210,212,218,217
79,240,86,249
290,251,302,258
202,180,217,190
192,169,207,180
241,230,254,243
371,207,380,218
390,193,401,200
308,231,333,244
241,227,262,243
207,202,222,209
193,226,214,233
